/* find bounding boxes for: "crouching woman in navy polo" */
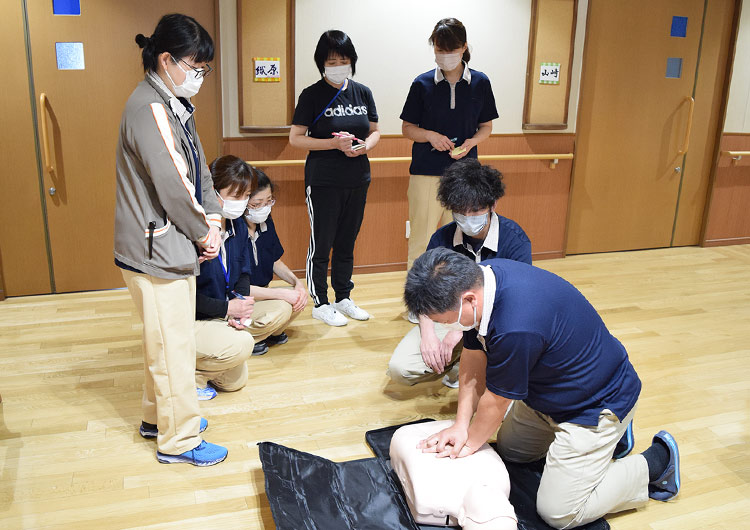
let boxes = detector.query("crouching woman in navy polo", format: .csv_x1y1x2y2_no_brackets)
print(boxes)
241,167,308,353
193,156,257,399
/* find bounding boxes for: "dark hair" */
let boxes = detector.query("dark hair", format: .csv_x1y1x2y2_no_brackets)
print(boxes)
249,166,276,197
135,13,214,73
313,30,358,76
404,248,483,316
209,155,256,197
429,18,470,63
437,159,505,213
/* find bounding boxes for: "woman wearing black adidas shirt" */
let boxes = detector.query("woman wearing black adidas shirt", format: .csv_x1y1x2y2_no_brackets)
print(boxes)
289,30,380,327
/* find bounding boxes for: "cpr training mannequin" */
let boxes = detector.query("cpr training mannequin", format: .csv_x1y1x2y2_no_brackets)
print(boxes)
390,420,517,530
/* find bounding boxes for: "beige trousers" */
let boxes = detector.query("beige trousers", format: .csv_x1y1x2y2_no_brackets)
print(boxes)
194,320,254,391
122,270,201,455
497,400,649,529
245,298,299,342
387,322,462,385
407,174,453,268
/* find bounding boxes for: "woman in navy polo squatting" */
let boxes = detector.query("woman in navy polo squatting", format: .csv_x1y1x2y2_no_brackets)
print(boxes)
242,167,308,352
289,30,380,327
401,18,499,269
194,156,257,394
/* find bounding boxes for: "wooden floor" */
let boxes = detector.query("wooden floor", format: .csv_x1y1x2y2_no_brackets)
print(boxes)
1,246,749,529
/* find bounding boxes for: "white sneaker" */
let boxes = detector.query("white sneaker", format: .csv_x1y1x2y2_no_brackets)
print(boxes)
442,364,460,388
312,304,348,326
334,298,371,321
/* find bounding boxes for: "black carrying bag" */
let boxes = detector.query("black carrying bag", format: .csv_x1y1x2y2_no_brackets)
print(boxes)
259,419,610,530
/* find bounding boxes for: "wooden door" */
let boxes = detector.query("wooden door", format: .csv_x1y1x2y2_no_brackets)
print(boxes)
26,0,220,293
567,1,732,254
0,0,52,296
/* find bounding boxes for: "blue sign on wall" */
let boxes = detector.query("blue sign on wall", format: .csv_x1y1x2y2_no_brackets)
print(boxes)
671,16,688,38
56,42,85,70
53,0,81,16
665,57,683,79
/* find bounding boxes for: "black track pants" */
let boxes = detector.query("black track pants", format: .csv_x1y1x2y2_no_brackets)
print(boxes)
305,182,369,306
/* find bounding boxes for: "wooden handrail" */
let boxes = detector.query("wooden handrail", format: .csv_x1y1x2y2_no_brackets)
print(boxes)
39,93,54,176
248,153,574,170
721,150,750,166
677,96,695,156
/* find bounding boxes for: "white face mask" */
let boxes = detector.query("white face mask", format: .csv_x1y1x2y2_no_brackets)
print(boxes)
435,52,462,72
166,56,204,98
324,64,352,85
245,204,272,224
453,212,488,237
216,191,249,220
444,296,477,332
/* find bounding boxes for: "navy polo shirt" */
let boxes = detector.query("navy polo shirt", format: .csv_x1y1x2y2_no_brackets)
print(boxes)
248,216,284,287
400,66,498,176
463,259,641,426
426,213,531,265
196,218,251,304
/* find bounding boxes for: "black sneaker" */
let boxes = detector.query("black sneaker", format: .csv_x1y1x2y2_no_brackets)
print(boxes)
266,332,288,346
252,340,269,356
140,417,207,439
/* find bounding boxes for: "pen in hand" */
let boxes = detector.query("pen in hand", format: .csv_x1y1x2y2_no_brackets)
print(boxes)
432,137,458,151
332,132,365,144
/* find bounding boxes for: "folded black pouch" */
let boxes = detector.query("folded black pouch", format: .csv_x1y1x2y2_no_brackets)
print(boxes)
259,419,610,530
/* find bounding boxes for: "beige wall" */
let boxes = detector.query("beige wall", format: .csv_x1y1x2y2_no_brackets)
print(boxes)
724,0,750,132
220,0,588,137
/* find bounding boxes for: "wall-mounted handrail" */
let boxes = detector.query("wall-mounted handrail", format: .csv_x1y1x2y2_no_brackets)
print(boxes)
721,150,750,166
248,153,574,170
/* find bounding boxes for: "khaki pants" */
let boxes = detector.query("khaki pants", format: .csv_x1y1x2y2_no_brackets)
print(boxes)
194,320,254,391
245,298,299,342
497,400,649,529
407,174,453,268
122,270,201,455
387,322,462,385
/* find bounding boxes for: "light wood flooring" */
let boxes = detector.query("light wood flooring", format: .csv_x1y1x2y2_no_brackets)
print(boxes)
1,246,749,529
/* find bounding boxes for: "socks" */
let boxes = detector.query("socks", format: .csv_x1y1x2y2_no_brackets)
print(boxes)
642,438,670,482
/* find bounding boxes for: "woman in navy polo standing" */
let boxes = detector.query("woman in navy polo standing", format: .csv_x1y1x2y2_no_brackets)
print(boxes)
400,18,499,269
289,30,380,327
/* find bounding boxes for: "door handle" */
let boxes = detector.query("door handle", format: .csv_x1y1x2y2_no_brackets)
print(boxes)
676,96,695,156
39,93,54,176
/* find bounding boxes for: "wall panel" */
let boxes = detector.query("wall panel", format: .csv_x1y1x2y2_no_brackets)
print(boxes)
703,134,750,246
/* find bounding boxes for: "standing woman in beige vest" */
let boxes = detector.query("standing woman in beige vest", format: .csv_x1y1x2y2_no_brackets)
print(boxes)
114,13,227,466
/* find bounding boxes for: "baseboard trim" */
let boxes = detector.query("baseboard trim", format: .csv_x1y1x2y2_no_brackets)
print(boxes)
703,237,750,247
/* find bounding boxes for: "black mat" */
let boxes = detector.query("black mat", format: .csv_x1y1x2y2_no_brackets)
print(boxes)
259,419,610,530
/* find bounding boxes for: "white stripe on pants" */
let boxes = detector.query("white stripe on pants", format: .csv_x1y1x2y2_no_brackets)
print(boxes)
497,400,649,529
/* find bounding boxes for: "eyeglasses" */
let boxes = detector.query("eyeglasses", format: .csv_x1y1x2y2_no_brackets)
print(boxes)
172,55,214,79
247,199,275,210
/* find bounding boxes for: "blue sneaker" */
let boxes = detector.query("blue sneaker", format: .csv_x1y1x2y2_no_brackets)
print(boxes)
614,420,635,459
139,417,208,439
648,431,680,501
156,440,228,466
197,384,217,401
